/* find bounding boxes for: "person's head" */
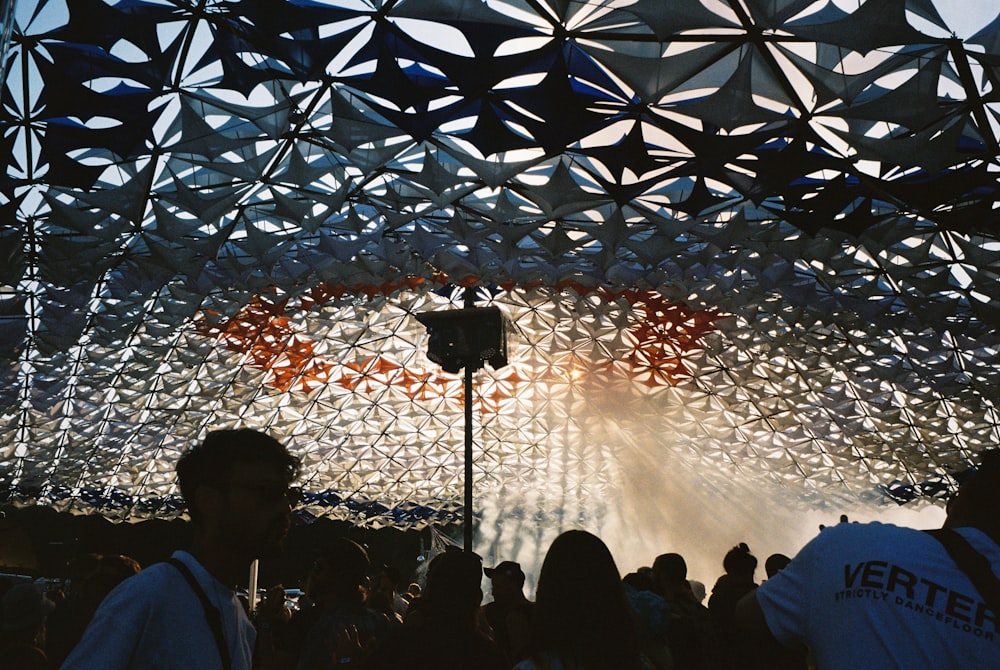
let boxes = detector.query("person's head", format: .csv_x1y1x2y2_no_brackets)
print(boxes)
530,530,642,668
485,560,526,604
97,554,142,583
372,562,401,596
307,538,371,605
177,429,300,560
420,550,485,623
944,449,1000,537
651,552,687,596
622,571,656,593
67,553,141,614
723,543,757,580
688,578,706,603
764,553,791,579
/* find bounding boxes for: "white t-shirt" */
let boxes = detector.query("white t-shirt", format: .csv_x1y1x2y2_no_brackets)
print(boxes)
62,550,255,670
755,522,1000,669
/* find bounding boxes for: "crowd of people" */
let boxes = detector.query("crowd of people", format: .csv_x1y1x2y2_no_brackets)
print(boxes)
1,429,997,669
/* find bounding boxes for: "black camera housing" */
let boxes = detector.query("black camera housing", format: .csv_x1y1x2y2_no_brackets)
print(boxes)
416,306,509,374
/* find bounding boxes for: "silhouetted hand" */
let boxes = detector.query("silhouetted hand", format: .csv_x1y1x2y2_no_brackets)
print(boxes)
819,514,851,531
332,624,363,666
256,584,291,627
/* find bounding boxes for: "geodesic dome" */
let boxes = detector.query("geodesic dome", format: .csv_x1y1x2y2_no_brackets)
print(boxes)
2,0,999,560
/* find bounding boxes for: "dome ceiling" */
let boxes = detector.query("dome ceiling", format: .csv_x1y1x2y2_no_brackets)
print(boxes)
1,0,999,531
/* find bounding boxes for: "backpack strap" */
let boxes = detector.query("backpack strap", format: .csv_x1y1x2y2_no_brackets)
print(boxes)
167,557,232,670
924,528,1000,613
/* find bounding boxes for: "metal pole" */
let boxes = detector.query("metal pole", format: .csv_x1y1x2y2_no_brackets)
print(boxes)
464,362,473,552
463,288,475,552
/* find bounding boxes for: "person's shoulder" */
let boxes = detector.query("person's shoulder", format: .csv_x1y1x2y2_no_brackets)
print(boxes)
110,560,174,590
94,557,190,610
791,521,935,566
824,519,903,532
674,596,710,618
512,598,534,613
811,520,922,544
711,573,732,589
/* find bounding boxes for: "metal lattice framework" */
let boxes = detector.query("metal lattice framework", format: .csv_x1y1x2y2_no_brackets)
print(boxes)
2,0,1000,549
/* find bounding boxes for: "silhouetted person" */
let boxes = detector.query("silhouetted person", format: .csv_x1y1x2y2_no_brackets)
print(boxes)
708,543,762,670
62,429,300,670
365,589,403,627
370,563,407,619
0,581,54,669
262,547,341,666
515,530,651,670
763,553,791,579
483,560,534,665
364,549,506,670
294,539,389,670
754,552,808,670
652,552,720,670
688,579,706,604
46,553,141,667
737,449,1000,669
623,570,673,669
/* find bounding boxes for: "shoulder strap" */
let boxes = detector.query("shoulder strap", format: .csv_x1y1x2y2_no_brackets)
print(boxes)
168,557,232,670
924,528,1000,613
